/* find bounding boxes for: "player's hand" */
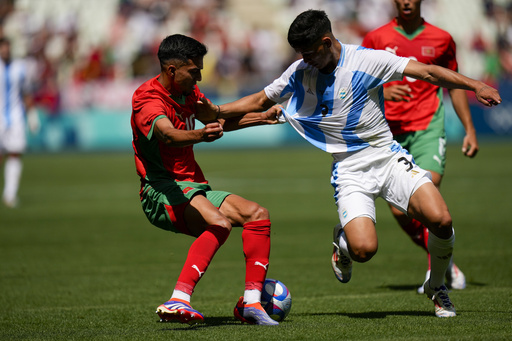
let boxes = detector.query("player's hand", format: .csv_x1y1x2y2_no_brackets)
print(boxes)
26,107,40,134
195,97,219,123
201,122,223,142
262,105,283,124
475,85,502,107
384,84,413,102
461,131,479,158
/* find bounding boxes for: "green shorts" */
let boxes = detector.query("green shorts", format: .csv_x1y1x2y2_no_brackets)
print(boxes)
394,127,446,176
140,181,231,235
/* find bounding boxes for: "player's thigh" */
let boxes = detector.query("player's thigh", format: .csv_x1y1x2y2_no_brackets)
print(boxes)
185,194,231,236
408,181,451,234
1,123,26,154
218,194,269,226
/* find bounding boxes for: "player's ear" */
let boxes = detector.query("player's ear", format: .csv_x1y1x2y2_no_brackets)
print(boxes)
322,36,332,49
167,64,176,77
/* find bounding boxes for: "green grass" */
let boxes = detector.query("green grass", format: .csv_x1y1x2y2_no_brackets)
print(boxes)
1,142,512,340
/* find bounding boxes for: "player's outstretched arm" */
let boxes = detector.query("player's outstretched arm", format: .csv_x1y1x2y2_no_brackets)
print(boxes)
154,116,223,147
221,105,282,132
403,60,502,107
219,90,276,118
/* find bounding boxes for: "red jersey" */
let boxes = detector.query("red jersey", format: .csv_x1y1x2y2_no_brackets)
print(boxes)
362,18,458,134
131,75,207,184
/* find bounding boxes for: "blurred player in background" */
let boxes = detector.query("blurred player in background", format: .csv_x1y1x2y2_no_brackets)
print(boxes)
130,34,281,325
362,0,471,294
0,37,37,208
205,10,502,318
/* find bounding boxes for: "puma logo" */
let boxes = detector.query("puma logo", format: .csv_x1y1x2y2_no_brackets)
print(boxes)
192,265,205,278
385,46,398,55
254,261,268,270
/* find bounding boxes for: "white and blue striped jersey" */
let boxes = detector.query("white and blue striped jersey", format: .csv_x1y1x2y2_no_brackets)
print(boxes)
264,43,410,153
0,58,31,129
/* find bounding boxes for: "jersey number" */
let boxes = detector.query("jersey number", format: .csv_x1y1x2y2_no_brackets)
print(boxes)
185,114,195,130
398,157,413,172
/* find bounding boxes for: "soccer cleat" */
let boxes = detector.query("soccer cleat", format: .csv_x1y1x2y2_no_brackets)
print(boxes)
446,263,466,290
156,299,204,325
331,224,352,283
233,296,279,325
423,280,456,318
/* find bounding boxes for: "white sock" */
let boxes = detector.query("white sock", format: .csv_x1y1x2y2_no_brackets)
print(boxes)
3,156,22,203
170,289,191,303
244,289,261,305
428,228,455,289
337,229,352,260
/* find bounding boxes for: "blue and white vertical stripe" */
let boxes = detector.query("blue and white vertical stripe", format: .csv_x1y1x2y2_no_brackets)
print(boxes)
265,43,409,154
0,59,28,129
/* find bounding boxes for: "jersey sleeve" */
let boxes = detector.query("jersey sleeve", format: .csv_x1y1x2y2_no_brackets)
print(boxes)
133,96,167,140
264,60,301,104
355,47,409,88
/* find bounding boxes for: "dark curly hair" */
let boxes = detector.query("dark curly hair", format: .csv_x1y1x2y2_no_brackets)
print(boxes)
157,34,207,70
287,10,332,49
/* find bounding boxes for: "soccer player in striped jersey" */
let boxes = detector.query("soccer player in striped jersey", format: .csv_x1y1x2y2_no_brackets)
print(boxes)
0,37,37,208
362,0,471,294
131,34,281,325
207,10,501,318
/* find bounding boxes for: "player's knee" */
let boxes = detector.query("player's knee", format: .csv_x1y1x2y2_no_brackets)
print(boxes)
427,211,452,238
246,203,270,222
210,216,233,232
350,242,378,263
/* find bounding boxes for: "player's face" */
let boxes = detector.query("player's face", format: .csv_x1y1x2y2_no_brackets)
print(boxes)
295,37,335,74
394,0,422,20
171,57,203,96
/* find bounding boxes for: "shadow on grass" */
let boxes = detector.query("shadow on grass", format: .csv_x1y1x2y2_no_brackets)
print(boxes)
383,281,486,291
306,311,432,318
158,310,434,330
158,316,242,330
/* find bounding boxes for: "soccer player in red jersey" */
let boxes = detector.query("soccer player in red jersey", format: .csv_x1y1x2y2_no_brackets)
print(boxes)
131,34,281,325
362,0,473,293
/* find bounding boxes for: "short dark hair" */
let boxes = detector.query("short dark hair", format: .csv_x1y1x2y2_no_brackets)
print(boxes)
287,10,332,49
157,34,207,69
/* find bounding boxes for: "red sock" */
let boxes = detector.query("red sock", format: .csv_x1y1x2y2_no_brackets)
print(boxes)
242,219,271,291
401,219,428,252
402,219,430,270
175,225,230,295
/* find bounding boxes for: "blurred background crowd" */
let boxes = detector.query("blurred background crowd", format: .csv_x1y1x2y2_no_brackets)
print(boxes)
0,0,511,151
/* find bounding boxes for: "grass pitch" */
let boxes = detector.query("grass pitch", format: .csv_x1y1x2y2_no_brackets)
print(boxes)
1,142,511,340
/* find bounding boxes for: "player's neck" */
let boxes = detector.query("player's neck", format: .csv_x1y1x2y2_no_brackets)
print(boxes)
395,16,424,34
319,39,342,74
158,73,183,97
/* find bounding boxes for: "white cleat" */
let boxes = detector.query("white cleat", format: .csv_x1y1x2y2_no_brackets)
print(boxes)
446,264,466,290
423,280,456,318
331,224,352,283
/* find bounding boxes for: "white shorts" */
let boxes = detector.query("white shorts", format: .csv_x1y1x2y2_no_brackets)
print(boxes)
0,121,27,154
331,141,432,227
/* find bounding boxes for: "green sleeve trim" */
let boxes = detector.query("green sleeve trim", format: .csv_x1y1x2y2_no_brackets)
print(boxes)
148,115,167,140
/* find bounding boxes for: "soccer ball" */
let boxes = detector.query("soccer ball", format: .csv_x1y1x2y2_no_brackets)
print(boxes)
261,278,292,322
